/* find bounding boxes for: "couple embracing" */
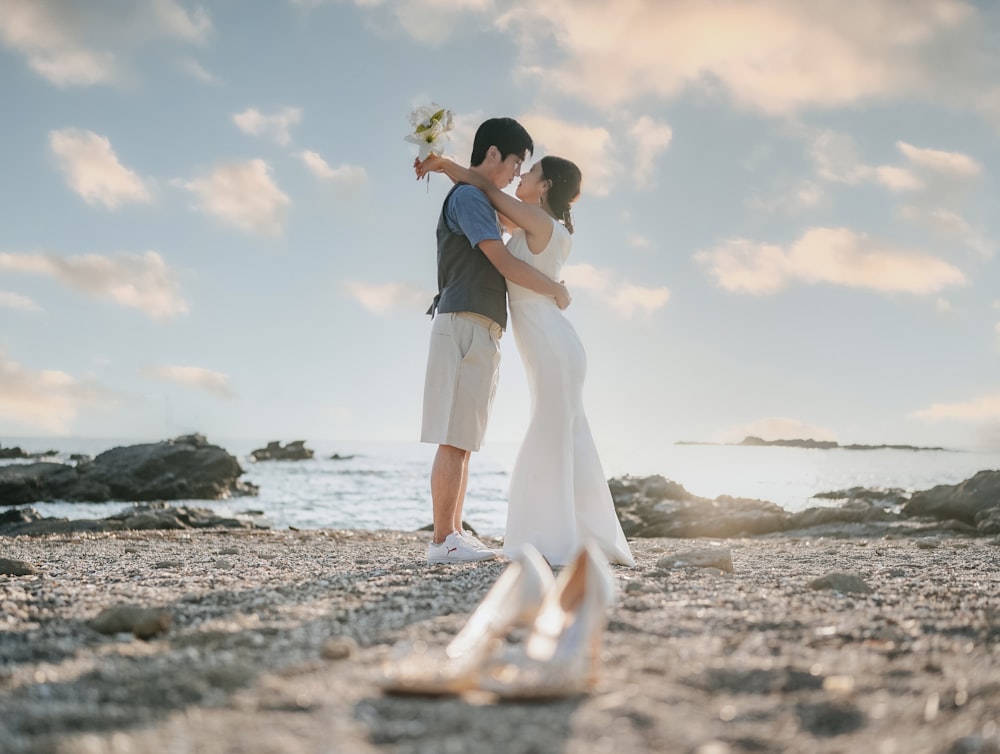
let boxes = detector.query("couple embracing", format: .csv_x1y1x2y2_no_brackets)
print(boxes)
417,117,634,569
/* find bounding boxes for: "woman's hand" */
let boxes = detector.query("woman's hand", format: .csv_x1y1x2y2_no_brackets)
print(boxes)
554,281,571,310
414,155,447,180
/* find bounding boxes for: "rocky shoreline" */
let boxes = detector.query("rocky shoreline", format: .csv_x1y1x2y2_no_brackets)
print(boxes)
2,527,999,754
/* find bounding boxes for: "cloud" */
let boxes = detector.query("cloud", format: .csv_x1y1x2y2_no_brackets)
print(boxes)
0,250,188,320
696,227,967,295
715,417,837,443
178,58,220,85
493,0,981,113
872,165,923,192
350,0,493,44
0,0,211,86
808,130,981,195
49,128,152,209
0,348,111,433
0,291,41,312
747,180,825,214
233,107,303,146
517,114,620,196
179,159,290,237
628,115,672,189
627,234,651,249
912,391,1000,421
898,206,993,258
299,150,369,186
345,281,430,314
561,263,670,318
802,130,990,256
897,142,982,178
142,365,233,398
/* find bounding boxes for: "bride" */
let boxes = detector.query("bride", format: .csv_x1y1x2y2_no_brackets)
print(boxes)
417,154,635,568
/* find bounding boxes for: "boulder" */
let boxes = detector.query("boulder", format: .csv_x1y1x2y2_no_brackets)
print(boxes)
0,502,267,537
0,445,59,460
250,440,314,462
903,470,1000,533
610,474,791,538
0,434,257,506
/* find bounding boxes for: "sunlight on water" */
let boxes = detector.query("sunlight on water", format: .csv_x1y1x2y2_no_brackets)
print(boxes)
4,437,999,539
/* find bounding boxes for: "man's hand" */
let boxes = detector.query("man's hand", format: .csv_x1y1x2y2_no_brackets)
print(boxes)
554,281,571,310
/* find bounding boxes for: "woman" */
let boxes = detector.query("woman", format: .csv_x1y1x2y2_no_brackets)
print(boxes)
417,154,635,567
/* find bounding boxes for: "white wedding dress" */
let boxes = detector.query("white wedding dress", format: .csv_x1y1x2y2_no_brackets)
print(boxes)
502,219,635,567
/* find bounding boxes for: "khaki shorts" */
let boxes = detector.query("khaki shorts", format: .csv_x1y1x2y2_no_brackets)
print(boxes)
421,312,503,452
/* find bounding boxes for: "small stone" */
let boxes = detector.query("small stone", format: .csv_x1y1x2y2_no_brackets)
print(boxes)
215,558,235,569
0,558,35,576
916,537,941,549
807,572,873,595
657,547,733,573
321,636,358,660
89,604,171,640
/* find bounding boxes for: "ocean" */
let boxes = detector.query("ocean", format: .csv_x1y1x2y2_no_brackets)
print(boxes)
3,437,999,538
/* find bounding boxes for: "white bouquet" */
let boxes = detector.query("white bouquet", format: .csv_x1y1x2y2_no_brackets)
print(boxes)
405,103,454,160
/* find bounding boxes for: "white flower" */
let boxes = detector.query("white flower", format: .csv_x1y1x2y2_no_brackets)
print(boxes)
405,103,454,160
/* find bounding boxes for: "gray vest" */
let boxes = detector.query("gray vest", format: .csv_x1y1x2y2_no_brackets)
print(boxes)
427,183,507,329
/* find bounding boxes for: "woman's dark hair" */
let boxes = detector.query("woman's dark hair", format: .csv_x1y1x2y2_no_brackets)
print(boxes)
470,118,533,166
540,156,582,234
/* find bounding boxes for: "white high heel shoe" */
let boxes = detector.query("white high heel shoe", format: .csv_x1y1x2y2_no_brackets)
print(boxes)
479,540,616,700
379,544,554,695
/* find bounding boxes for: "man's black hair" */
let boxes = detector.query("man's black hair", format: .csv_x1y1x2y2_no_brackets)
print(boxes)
470,118,533,166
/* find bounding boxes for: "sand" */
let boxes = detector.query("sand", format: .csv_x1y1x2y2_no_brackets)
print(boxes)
2,528,999,754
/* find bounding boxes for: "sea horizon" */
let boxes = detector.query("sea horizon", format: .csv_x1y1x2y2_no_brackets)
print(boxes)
4,434,999,537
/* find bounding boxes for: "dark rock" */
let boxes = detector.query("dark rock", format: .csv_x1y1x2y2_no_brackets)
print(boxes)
788,501,898,529
86,434,254,500
0,557,35,575
0,506,41,526
0,434,257,506
945,736,1000,754
0,445,59,460
812,487,909,507
796,700,865,736
251,440,314,462
687,667,822,694
610,470,1000,540
903,470,1000,527
975,507,1000,535
741,435,839,449
329,453,355,460
0,502,268,537
0,462,80,505
612,477,790,538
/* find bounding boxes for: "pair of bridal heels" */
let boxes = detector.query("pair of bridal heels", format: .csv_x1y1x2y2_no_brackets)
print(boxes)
379,541,615,700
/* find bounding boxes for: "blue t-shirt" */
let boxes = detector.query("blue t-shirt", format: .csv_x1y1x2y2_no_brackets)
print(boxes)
444,184,502,249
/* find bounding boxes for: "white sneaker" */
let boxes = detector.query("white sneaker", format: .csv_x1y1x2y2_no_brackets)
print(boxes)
427,531,499,564
460,530,501,555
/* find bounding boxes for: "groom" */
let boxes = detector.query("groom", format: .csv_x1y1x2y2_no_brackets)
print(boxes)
420,117,570,565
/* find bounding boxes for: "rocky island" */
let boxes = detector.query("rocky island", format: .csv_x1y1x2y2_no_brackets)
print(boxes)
0,434,256,506
677,436,948,451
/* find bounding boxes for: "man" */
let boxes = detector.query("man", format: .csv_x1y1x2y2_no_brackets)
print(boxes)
420,117,570,565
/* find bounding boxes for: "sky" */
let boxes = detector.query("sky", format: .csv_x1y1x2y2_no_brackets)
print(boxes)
1,0,999,456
